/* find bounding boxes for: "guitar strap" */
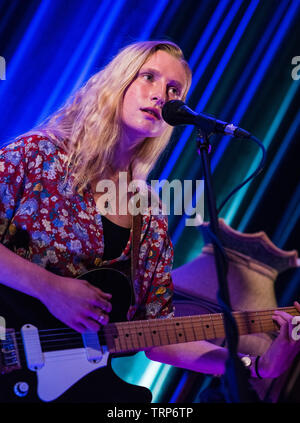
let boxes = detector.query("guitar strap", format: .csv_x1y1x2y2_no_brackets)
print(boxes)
130,213,142,305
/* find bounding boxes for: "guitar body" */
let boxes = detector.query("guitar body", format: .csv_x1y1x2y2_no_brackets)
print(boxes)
0,268,152,403
2,267,294,403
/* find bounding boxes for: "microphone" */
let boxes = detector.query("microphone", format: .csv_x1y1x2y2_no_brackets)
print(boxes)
162,100,251,138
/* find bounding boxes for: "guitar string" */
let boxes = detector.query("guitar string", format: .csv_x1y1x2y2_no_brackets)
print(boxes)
9,324,281,363
11,310,291,345
10,324,280,361
11,322,280,356
5,321,283,364
8,307,297,354
11,316,280,344
11,306,297,344
3,310,296,365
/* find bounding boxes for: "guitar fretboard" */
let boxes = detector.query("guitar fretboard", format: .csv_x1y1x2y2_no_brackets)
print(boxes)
103,306,298,353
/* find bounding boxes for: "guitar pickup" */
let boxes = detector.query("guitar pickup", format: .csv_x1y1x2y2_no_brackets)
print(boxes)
21,324,44,371
82,331,106,363
0,328,21,374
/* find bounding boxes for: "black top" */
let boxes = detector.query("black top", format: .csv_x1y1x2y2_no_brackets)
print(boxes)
101,215,131,261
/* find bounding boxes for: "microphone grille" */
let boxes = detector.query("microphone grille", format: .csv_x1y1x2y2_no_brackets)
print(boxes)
162,100,185,126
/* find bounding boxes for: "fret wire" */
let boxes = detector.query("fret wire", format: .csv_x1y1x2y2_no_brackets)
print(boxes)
143,321,152,348
133,320,146,349
170,319,179,345
176,319,186,343
130,321,140,350
175,320,182,343
149,319,161,347
158,322,163,346
257,311,263,333
183,319,196,342
188,318,196,341
182,320,189,342
130,320,145,350
157,320,163,346
147,320,155,347
171,319,178,345
141,320,148,349
158,321,169,345
129,323,141,349
211,314,216,339
113,325,122,352
139,321,149,348
119,323,132,351
190,316,198,341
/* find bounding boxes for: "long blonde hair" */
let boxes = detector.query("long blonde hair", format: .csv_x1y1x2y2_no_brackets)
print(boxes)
36,40,192,191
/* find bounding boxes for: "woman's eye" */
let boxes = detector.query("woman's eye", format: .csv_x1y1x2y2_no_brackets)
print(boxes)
143,74,153,81
169,86,179,96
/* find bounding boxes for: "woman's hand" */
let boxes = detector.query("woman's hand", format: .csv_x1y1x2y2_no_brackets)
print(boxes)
39,274,112,333
257,301,300,378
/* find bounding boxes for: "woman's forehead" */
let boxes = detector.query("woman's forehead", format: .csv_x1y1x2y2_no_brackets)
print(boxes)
141,50,188,86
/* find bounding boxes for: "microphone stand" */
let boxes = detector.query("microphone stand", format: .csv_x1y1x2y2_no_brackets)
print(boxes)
195,125,258,403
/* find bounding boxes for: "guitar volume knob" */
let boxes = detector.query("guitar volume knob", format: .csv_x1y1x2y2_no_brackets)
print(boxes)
14,381,29,397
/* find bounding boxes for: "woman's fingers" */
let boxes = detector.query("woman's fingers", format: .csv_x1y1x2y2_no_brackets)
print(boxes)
88,307,110,325
92,287,112,312
272,310,300,343
91,297,112,313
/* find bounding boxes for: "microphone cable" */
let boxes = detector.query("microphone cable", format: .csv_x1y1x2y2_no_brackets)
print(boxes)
216,135,266,215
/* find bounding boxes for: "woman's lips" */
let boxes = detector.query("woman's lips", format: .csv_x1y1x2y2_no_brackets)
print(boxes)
140,108,161,120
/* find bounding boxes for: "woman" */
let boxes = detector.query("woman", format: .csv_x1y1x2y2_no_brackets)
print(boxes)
0,41,190,330
0,40,299,401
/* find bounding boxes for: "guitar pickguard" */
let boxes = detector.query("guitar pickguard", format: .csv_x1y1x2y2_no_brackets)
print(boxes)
37,347,109,402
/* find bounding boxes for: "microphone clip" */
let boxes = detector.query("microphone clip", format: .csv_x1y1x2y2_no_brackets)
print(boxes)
196,126,213,155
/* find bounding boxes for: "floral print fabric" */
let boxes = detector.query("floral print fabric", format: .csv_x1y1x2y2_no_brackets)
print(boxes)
0,135,174,320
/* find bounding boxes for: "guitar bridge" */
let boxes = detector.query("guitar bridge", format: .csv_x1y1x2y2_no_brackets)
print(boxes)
0,329,21,374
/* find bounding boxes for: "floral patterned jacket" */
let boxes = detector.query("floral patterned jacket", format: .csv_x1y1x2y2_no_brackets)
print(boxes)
0,135,174,320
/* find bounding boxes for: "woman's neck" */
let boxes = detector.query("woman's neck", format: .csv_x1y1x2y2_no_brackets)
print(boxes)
112,130,144,173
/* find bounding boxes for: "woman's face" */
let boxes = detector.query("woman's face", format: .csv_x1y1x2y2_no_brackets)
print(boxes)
121,50,188,144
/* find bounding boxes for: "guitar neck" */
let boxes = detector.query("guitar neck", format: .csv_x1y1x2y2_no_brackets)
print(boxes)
104,306,298,354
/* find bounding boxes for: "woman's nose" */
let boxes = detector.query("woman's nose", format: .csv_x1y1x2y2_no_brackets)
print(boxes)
150,85,166,106
151,94,166,106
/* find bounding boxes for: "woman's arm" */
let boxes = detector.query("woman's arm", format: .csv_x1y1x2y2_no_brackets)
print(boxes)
145,339,230,376
145,301,300,379
0,243,112,333
0,242,54,300
0,137,112,333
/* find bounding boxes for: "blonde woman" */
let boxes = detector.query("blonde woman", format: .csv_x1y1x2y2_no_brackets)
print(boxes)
0,40,299,402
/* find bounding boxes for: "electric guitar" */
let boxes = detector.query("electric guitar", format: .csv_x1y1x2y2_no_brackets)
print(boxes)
0,267,298,403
